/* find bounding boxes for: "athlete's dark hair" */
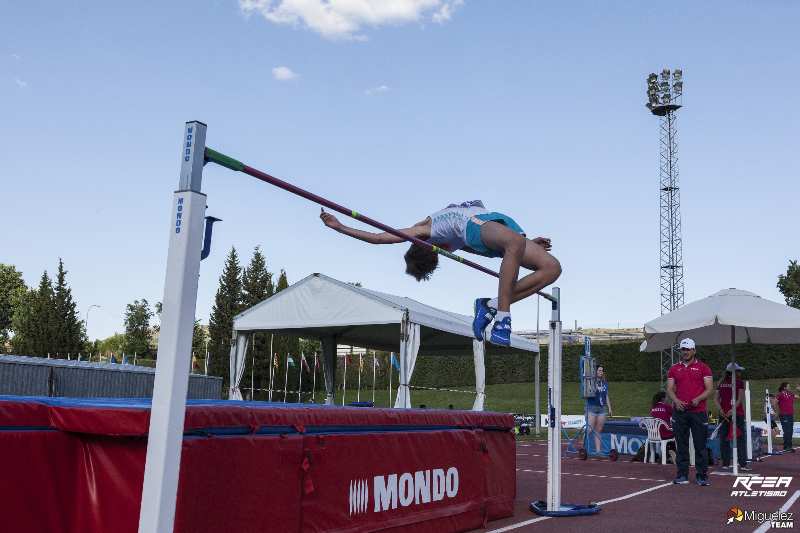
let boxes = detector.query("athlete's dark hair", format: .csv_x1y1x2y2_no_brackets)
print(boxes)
404,244,439,282
779,381,790,393
652,390,667,407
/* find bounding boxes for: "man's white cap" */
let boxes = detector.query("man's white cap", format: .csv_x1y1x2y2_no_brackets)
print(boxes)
727,363,745,372
679,338,696,349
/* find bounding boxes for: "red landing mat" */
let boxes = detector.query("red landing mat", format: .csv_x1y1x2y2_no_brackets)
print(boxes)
0,397,515,533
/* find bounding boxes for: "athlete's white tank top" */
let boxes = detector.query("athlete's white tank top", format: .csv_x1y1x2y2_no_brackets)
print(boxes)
427,200,488,252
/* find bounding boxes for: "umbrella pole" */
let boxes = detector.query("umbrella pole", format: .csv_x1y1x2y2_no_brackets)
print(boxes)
731,325,739,475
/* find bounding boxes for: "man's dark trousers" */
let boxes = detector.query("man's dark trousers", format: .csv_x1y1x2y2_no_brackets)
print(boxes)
780,414,795,450
719,415,747,467
673,410,709,480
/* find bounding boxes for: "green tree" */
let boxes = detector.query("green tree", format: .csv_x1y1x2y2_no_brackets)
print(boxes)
97,333,126,355
208,247,243,386
123,299,155,358
241,246,275,394
192,320,207,359
52,259,84,356
0,264,26,351
778,260,800,309
12,271,57,357
272,270,300,399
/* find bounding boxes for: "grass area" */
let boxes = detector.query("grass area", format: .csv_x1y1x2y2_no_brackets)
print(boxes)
277,377,800,418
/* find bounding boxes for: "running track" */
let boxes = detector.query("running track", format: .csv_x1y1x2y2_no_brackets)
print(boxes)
479,439,800,532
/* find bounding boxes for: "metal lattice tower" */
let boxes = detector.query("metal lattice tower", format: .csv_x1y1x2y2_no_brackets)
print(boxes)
646,69,684,389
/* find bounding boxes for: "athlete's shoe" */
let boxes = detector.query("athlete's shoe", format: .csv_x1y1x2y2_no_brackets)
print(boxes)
472,298,497,341
489,316,512,346
697,478,709,487
672,476,689,484
739,465,753,471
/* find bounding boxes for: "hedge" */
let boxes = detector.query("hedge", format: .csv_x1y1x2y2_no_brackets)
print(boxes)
332,341,800,390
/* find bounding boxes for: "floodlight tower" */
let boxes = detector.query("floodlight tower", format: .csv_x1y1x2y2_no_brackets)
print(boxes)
646,69,685,389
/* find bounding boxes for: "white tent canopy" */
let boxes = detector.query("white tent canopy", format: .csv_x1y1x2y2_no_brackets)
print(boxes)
228,273,539,410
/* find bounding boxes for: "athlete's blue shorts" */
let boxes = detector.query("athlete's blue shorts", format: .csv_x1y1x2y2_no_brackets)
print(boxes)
465,212,526,258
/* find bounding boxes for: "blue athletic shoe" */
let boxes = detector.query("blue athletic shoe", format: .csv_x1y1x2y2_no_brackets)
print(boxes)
672,476,689,484
489,316,512,346
473,298,497,341
697,478,709,487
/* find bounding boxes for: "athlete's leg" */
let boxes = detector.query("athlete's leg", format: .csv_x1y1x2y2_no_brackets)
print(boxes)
480,223,562,310
510,238,561,303
478,222,527,313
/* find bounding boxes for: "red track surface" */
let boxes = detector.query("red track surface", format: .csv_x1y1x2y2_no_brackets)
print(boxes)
480,439,800,532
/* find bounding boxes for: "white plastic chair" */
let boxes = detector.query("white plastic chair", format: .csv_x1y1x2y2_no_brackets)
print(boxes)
639,418,676,464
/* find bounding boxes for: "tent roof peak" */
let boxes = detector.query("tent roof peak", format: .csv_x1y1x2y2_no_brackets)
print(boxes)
710,288,761,298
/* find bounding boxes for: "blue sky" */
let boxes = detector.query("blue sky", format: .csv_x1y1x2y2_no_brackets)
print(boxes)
3,1,798,341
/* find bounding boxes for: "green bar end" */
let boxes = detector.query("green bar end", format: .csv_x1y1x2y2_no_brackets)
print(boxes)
205,148,244,172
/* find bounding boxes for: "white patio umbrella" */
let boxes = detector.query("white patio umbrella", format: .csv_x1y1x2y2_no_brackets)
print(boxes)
640,288,800,476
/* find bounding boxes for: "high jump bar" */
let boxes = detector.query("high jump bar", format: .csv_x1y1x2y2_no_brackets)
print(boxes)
204,147,558,303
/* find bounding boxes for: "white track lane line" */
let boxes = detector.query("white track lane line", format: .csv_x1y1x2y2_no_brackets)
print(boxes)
488,482,673,532
752,490,800,533
516,469,664,482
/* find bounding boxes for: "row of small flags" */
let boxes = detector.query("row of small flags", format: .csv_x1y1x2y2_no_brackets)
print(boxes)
46,352,139,365
274,352,401,374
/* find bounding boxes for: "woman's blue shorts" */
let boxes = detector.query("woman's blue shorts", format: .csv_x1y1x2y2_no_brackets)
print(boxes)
587,403,607,417
465,212,526,258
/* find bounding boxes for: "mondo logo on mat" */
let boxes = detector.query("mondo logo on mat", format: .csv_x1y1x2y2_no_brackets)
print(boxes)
349,468,460,515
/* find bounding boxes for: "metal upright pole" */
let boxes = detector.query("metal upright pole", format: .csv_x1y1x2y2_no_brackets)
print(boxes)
139,121,207,533
745,381,753,459
547,287,562,512
731,325,739,475
535,297,541,437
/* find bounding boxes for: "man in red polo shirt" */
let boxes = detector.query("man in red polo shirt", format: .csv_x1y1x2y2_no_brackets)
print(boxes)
667,338,714,486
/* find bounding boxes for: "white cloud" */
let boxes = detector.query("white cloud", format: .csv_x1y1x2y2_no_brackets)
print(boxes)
240,0,463,40
272,66,300,80
15,79,27,88
366,85,390,96
432,0,462,24
12,54,21,60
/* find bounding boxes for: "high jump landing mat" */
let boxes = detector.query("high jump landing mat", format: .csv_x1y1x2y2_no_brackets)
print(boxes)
0,396,515,533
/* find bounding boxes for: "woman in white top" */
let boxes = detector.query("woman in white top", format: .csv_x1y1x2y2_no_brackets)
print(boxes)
319,201,561,346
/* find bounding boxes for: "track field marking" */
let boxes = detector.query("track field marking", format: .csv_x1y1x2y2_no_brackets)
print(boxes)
752,490,800,533
488,482,673,532
596,482,674,505
516,469,665,482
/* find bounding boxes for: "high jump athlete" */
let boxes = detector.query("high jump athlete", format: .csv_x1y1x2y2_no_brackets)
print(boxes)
319,200,561,346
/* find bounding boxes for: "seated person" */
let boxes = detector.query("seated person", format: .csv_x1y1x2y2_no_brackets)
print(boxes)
651,391,676,463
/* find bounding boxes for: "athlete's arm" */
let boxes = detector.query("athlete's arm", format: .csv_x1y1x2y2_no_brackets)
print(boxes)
320,208,430,244
667,378,687,411
692,376,715,407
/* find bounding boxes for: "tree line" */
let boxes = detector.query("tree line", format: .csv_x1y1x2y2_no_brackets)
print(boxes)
3,256,800,392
